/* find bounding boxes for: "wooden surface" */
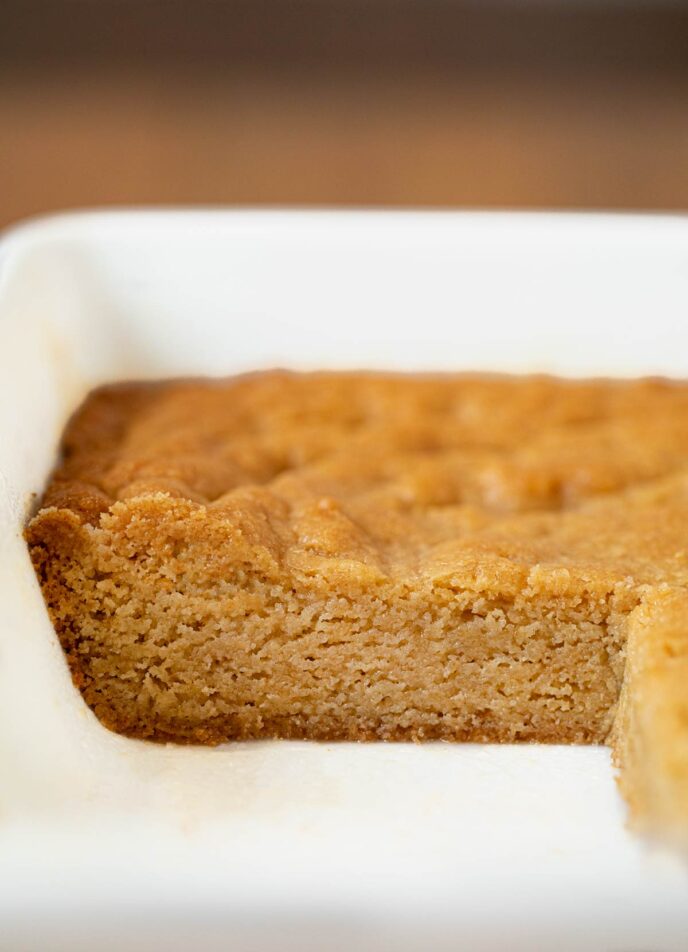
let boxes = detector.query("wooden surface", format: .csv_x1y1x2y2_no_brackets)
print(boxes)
2,1,688,227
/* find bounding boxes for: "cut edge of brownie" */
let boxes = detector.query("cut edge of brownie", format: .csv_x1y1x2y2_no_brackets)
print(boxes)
27,491,633,746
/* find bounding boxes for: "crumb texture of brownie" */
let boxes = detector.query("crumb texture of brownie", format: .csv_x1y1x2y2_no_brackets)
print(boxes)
25,371,688,840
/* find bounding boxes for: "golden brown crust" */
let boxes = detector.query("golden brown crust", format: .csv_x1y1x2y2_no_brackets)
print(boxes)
25,371,688,837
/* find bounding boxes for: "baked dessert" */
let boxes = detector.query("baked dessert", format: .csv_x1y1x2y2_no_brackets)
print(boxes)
26,371,688,841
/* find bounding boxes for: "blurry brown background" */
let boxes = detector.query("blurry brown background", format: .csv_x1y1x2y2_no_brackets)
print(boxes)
2,0,688,228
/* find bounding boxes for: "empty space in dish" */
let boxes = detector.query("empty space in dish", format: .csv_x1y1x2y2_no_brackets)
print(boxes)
1,210,687,951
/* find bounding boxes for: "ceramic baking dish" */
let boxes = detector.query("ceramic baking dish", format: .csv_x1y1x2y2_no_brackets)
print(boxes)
1,210,687,951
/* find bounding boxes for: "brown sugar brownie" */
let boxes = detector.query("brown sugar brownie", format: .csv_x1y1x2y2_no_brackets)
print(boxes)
25,371,688,842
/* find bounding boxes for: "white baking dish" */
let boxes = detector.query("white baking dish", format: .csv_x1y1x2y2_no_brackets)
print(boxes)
1,210,687,952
